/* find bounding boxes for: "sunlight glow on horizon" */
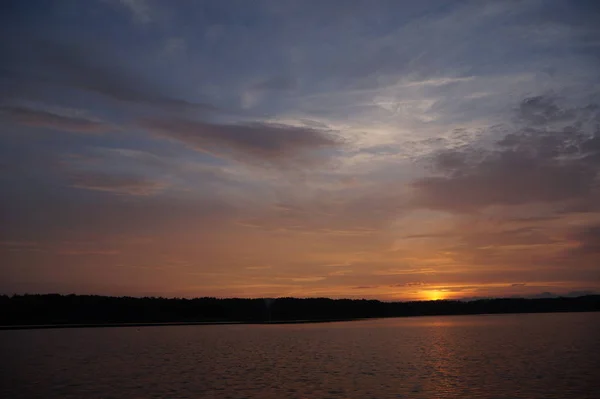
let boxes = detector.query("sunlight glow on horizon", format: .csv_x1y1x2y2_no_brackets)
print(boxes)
424,290,446,301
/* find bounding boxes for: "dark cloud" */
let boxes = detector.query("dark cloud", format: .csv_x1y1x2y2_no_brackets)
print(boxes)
141,117,341,165
390,282,426,287
412,96,600,212
429,150,467,170
2,38,215,112
412,159,594,212
516,95,577,125
69,172,166,196
0,105,108,133
457,226,558,249
570,224,600,256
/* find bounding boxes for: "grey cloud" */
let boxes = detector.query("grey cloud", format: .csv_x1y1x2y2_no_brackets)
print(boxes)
359,144,401,156
116,0,153,24
299,119,330,129
70,172,167,196
412,159,594,212
431,149,468,171
412,96,600,212
0,105,108,133
68,147,247,191
516,95,577,125
2,38,215,112
141,117,341,165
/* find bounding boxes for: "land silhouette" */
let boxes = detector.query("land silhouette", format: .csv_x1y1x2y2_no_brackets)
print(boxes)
1,294,598,329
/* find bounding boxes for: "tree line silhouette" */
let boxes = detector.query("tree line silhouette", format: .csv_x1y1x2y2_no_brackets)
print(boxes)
1,294,598,328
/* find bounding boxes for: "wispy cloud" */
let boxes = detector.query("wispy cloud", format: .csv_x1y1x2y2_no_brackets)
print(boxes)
0,105,109,133
2,38,215,112
70,172,167,196
115,0,153,24
141,117,342,166
411,96,600,213
56,249,121,256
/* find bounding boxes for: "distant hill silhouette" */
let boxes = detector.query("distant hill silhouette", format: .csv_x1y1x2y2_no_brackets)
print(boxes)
459,290,599,301
1,294,598,329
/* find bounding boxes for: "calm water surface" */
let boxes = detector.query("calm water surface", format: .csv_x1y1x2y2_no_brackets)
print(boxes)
1,312,599,399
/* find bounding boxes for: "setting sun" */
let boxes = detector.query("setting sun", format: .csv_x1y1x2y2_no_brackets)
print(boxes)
425,290,446,301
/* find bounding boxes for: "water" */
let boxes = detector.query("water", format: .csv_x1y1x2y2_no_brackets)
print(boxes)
1,312,599,399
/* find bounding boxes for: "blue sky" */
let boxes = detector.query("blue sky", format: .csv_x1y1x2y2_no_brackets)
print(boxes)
1,0,600,299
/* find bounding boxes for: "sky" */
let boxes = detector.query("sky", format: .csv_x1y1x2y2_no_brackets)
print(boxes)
1,0,600,301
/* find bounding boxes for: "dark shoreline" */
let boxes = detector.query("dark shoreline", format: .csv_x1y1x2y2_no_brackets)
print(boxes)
3,310,599,331
2,294,599,330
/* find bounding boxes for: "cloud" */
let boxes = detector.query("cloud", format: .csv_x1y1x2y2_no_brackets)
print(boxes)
0,105,108,133
290,277,326,282
516,95,578,125
69,172,167,196
2,38,215,112
251,76,298,91
56,249,121,256
0,241,41,252
391,281,427,287
435,285,480,293
569,224,600,255
403,76,475,88
241,76,298,108
411,96,600,213
116,0,153,24
412,158,594,212
141,117,342,165
245,265,272,270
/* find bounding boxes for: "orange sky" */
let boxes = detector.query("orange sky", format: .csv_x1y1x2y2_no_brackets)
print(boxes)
1,1,600,300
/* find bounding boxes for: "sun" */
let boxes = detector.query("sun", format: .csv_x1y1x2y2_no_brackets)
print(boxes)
425,290,445,301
